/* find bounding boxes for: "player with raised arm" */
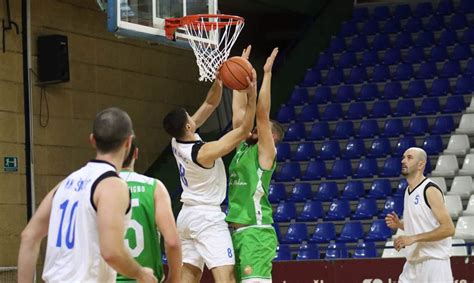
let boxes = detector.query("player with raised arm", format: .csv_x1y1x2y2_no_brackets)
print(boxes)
17,107,157,283
385,147,455,282
226,46,284,283
162,77,257,283
118,140,182,283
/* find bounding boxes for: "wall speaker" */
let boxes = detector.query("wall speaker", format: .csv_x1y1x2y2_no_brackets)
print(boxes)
37,35,69,84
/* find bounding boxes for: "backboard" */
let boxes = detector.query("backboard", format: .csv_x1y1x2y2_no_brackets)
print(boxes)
106,0,218,48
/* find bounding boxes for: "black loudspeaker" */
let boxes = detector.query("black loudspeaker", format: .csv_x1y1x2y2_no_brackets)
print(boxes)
37,35,69,84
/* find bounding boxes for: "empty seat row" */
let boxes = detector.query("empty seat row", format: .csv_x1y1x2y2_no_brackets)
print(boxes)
275,241,378,261
432,154,474,177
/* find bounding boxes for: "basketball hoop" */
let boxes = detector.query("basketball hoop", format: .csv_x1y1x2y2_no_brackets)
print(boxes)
165,14,245,82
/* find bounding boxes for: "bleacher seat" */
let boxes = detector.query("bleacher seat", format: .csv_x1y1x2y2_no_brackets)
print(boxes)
335,85,355,103
288,88,309,106
382,48,401,65
430,78,450,97
406,80,427,98
328,37,345,53
440,60,461,78
358,84,378,101
394,136,417,157
444,134,471,156
346,102,368,119
339,22,357,37
342,139,366,159
460,0,474,12
347,67,368,84
315,182,338,201
274,223,282,241
428,45,448,62
325,199,351,220
319,140,341,160
357,119,379,138
338,52,357,68
368,137,392,158
327,159,352,179
403,18,422,33
431,154,459,177
269,183,286,203
443,96,466,113
353,198,378,220
393,179,408,196
414,31,435,47
365,219,393,241
393,99,415,117
288,183,312,202
302,160,327,180
283,223,308,244
423,135,444,155
416,61,437,79
448,13,468,30
425,15,445,31
325,243,349,259
338,221,364,242
414,2,433,17
456,114,474,135
394,4,411,19
341,180,365,200
354,158,378,178
380,196,404,218
380,157,402,177
275,162,301,181
438,29,457,46
463,195,474,216
453,76,473,95
405,47,425,64
436,0,453,15
296,243,320,260
430,177,447,194
273,201,297,222
284,122,305,141
311,222,336,243
361,20,379,36
371,65,390,82
361,50,379,67
418,97,440,115
383,82,402,100
300,69,321,87
383,18,402,33
459,154,474,176
353,7,368,22
374,5,391,20
451,239,468,256
467,97,474,113
381,119,404,137
308,122,330,140
323,68,344,85
274,245,291,261
452,44,472,60
333,121,355,139
276,142,291,162
298,200,325,221
445,195,463,219
321,104,343,121
372,34,391,51
348,35,368,52
462,27,474,44
277,105,295,123
432,116,455,134
370,100,392,118
315,53,334,70
297,105,319,122
454,216,474,240
312,86,331,104
353,241,377,258
294,142,317,161
367,179,392,199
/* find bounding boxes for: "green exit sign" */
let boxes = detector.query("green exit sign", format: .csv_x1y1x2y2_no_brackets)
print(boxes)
4,156,18,172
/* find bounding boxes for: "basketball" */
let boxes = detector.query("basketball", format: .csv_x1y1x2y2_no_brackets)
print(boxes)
218,56,253,90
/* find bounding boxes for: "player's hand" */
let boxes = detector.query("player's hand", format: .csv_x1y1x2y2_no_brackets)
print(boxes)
394,235,416,251
241,45,252,60
385,212,402,230
137,267,158,283
263,47,279,74
245,68,257,99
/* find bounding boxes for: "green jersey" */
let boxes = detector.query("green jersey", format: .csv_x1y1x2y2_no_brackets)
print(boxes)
117,171,164,282
226,142,276,225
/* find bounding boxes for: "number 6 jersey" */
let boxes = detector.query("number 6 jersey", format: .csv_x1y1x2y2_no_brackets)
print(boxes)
171,134,227,206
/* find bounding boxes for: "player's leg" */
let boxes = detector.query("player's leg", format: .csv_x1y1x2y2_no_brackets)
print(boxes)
181,263,203,283
398,261,416,283
210,265,236,283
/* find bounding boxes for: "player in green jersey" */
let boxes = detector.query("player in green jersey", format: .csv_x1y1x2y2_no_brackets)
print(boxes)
226,46,284,282
118,141,182,283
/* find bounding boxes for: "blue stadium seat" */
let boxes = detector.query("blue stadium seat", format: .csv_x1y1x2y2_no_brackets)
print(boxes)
269,183,286,204
371,34,391,51
298,200,324,221
452,44,472,60
312,86,331,104
360,50,379,67
370,100,392,118
371,65,390,82
361,20,379,36
425,15,445,31
438,29,458,46
381,119,404,137
296,243,320,260
288,183,312,202
273,223,282,241
294,142,317,161
428,45,448,62
297,105,319,122
353,7,369,22
321,104,343,121
406,117,429,136
325,199,351,220
357,119,379,138
465,59,474,77
423,135,444,155
353,242,377,258
394,179,408,197
381,48,401,65
315,181,338,201
276,105,295,123
300,69,321,87
328,37,345,53
311,222,336,243
444,96,466,113
323,68,344,85
394,136,417,156
406,80,427,98
346,67,368,84
462,27,474,44
416,61,437,79
327,159,352,179
414,2,433,17
358,84,378,101
436,0,454,15
341,180,365,200
418,97,440,115
459,0,474,12
283,223,308,244
308,122,330,140
354,158,378,178
288,88,309,106
393,99,416,117
346,102,368,119
365,219,393,241
440,60,461,78
333,121,355,139
394,63,415,81
414,31,435,47
325,243,348,259
338,52,357,68
348,35,368,52
367,179,392,199
394,4,411,19
404,46,425,64
335,85,355,103
284,122,305,141
274,245,291,261
342,139,366,159
424,158,432,175
338,221,364,242
368,137,392,158
352,198,378,220
374,6,391,20
454,76,473,95
315,53,334,70
403,17,423,33
380,157,402,177
276,142,291,162
383,18,402,33
319,140,341,160
430,78,450,97
448,13,468,30
339,21,357,37
302,160,327,180
273,201,297,222
382,81,402,99
275,162,301,182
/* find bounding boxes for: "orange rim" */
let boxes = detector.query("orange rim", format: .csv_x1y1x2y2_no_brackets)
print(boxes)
165,14,244,39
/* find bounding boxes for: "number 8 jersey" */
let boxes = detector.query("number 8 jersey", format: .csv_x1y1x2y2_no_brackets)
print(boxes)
43,160,129,283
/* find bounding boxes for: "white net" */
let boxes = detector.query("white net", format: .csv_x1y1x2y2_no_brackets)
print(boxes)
0,267,17,282
182,16,244,82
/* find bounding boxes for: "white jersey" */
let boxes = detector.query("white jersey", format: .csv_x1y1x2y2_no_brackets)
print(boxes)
171,134,226,206
403,177,452,262
43,160,130,283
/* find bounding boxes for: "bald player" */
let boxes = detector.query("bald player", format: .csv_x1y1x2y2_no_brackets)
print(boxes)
385,147,455,283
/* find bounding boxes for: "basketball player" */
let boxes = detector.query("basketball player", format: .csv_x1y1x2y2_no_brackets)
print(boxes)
226,46,284,283
117,140,182,282
17,108,157,283
162,76,257,283
385,147,455,283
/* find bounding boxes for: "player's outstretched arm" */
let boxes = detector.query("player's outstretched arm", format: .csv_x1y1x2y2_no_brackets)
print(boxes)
154,180,182,283
198,71,257,168
17,184,59,283
257,48,279,170
192,79,223,129
232,45,251,129
95,177,157,283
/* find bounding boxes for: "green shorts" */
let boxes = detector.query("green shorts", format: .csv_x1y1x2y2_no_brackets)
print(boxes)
231,226,278,282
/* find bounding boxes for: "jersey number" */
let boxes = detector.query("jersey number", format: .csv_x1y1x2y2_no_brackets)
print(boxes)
124,198,144,257
56,199,79,249
178,163,188,187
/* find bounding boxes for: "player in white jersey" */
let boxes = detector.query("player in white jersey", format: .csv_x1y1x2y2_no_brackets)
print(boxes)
385,147,455,283
162,76,257,283
17,108,157,283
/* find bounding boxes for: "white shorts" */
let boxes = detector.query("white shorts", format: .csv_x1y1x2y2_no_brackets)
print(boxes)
399,258,453,283
177,205,235,271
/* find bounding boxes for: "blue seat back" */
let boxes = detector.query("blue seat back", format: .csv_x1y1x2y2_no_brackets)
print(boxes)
294,142,317,161
380,157,402,177
328,159,352,179
311,222,336,243
368,179,392,199
315,181,338,201
353,198,378,219
298,200,324,221
269,183,286,203
341,180,365,200
368,137,392,157
274,201,296,222
308,122,330,140
288,182,312,202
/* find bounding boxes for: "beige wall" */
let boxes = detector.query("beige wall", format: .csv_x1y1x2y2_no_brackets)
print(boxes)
0,0,209,267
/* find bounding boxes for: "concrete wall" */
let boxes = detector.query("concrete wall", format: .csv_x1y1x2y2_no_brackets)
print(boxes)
0,0,209,267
